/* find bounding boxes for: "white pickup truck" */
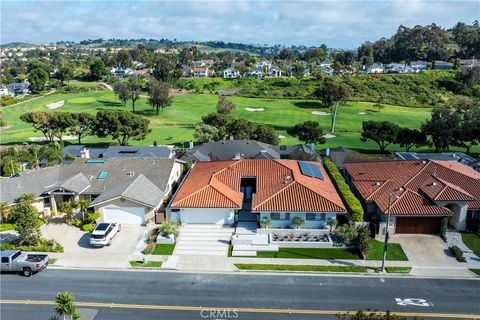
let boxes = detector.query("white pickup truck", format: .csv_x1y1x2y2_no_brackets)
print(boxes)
1,250,49,277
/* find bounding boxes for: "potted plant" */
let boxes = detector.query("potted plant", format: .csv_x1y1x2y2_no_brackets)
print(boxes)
326,217,338,232
292,217,305,229
260,217,272,229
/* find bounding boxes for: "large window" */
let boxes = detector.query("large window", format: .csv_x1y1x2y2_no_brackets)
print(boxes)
271,213,290,220
306,213,326,221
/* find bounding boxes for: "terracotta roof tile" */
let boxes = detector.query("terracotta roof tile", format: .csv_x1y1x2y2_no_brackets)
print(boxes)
171,159,346,213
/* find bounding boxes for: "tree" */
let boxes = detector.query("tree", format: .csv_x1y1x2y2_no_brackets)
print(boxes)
57,65,74,85
373,95,385,112
114,49,132,68
216,96,236,115
94,110,151,145
55,291,80,320
357,225,370,260
193,124,219,143
148,80,172,115
113,82,131,107
39,142,63,165
396,127,427,151
278,48,295,61
14,203,41,245
89,59,107,81
452,102,480,153
128,77,142,113
287,121,326,145
28,67,49,93
20,111,55,141
152,55,182,83
0,202,12,223
50,112,76,141
421,107,460,152
19,192,36,204
337,310,409,320
253,126,279,145
360,121,399,153
69,113,95,144
201,112,233,140
227,118,257,140
1,155,19,176
314,77,351,132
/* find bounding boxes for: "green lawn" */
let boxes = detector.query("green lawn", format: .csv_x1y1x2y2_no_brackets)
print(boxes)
469,269,480,276
129,260,162,268
234,264,373,273
255,240,408,261
461,232,480,257
152,243,176,255
385,267,411,273
48,258,58,265
0,223,15,231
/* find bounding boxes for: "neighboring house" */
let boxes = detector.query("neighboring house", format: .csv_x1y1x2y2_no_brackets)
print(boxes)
395,152,480,172
222,68,240,78
383,63,405,73
247,68,263,77
63,145,175,160
6,82,30,96
410,61,428,71
459,59,480,70
434,61,453,70
266,67,283,78
111,68,134,77
0,86,10,97
180,140,318,162
326,147,360,171
168,159,346,227
344,159,480,235
1,158,183,225
256,60,272,69
365,63,384,74
191,68,211,78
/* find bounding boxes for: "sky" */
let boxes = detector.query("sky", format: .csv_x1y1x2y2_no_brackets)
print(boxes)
1,0,478,48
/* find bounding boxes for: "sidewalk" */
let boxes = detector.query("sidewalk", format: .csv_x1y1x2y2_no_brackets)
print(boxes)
446,230,480,263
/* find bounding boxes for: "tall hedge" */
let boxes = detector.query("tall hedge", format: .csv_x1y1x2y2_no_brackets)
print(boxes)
323,158,364,222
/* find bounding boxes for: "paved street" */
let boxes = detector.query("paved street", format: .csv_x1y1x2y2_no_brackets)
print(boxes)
1,269,479,320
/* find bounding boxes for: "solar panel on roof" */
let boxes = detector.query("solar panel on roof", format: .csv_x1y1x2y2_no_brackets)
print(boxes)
397,152,418,160
298,161,324,180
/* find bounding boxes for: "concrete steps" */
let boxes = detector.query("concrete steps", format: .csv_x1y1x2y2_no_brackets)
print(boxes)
232,250,257,257
173,225,234,256
174,249,227,256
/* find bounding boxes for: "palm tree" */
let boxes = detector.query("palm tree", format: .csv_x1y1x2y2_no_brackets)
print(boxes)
39,142,63,166
0,202,12,223
19,193,36,205
77,200,90,221
55,291,80,320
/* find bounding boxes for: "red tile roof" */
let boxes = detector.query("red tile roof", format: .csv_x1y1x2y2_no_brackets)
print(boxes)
344,159,480,216
171,159,346,213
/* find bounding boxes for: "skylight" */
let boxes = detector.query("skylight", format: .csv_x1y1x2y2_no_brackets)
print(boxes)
97,171,109,180
86,159,105,164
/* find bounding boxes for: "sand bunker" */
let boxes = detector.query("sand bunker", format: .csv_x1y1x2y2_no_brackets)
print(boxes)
358,112,368,115
278,135,286,139
29,135,77,142
323,134,336,139
47,100,65,109
312,111,330,116
245,107,265,112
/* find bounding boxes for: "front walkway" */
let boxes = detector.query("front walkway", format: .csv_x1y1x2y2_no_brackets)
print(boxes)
446,230,480,263
173,224,234,256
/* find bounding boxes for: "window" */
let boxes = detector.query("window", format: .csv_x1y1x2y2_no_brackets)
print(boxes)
271,213,290,220
1,257,8,263
306,213,326,221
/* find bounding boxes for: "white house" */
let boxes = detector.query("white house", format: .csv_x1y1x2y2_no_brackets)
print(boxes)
222,68,240,78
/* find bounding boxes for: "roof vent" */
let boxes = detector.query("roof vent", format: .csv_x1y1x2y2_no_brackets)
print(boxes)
127,171,135,176
398,187,404,191
422,160,427,165
432,182,437,186
375,182,381,186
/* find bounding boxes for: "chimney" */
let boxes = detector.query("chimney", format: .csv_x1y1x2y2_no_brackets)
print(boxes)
80,148,90,159
189,141,194,149
325,148,330,156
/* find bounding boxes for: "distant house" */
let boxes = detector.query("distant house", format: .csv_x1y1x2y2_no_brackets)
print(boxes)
256,60,272,69
266,67,283,78
410,61,427,71
191,68,212,78
63,145,176,160
0,86,10,97
395,152,480,172
325,147,360,171
222,68,240,78
434,61,453,70
247,68,263,78
383,63,405,73
459,59,480,70
111,68,134,77
180,140,318,163
181,65,191,78
5,82,30,96
366,63,384,74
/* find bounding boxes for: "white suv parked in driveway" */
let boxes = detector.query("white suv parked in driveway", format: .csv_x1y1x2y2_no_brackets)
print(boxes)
90,222,121,247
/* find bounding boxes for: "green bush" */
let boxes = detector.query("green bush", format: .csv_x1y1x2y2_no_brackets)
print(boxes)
292,217,305,229
323,158,364,221
85,212,100,224
81,223,95,232
66,218,83,227
450,245,466,262
0,239,64,253
156,221,180,237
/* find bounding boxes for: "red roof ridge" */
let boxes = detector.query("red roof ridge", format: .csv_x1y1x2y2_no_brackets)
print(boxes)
252,179,296,211
433,177,475,201
171,183,212,207
365,180,392,201
210,175,243,206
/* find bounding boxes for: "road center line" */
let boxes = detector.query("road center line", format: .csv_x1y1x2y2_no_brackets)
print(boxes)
1,300,479,319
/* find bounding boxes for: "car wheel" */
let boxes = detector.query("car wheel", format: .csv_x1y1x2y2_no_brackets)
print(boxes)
22,268,32,277
108,239,112,246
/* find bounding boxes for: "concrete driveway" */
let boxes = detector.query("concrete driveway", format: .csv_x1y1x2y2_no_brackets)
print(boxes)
41,223,147,268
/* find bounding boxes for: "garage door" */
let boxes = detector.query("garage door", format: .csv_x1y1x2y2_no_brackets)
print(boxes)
396,217,442,234
180,209,233,225
103,207,145,224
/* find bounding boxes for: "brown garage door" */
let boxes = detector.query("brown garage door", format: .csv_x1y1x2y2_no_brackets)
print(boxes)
396,217,442,234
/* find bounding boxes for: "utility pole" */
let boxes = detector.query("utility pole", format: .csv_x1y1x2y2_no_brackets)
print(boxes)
381,193,396,272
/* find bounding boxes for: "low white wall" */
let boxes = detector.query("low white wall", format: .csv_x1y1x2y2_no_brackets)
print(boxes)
259,212,337,229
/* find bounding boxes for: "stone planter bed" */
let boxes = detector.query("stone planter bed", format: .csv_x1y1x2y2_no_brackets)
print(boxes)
257,229,334,248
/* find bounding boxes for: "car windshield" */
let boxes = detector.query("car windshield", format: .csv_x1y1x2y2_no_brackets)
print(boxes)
90,234,105,239
95,223,110,231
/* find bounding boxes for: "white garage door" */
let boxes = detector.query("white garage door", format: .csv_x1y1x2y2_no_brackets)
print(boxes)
103,207,145,224
180,209,233,225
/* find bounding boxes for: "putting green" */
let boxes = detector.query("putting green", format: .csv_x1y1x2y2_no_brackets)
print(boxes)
68,97,96,104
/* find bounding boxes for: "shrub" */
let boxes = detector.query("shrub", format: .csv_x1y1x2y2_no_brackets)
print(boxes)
357,226,371,259
85,212,100,224
66,218,83,227
450,245,466,262
292,217,305,229
334,222,358,245
142,243,155,255
156,221,180,237
323,158,364,221
81,223,95,232
260,217,272,229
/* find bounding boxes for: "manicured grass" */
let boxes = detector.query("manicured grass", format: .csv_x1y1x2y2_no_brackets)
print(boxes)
129,260,162,268
461,232,480,257
469,269,480,276
0,223,15,231
152,243,176,255
256,247,360,259
255,240,408,261
385,267,411,273
235,264,373,273
366,240,409,261
48,258,57,265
